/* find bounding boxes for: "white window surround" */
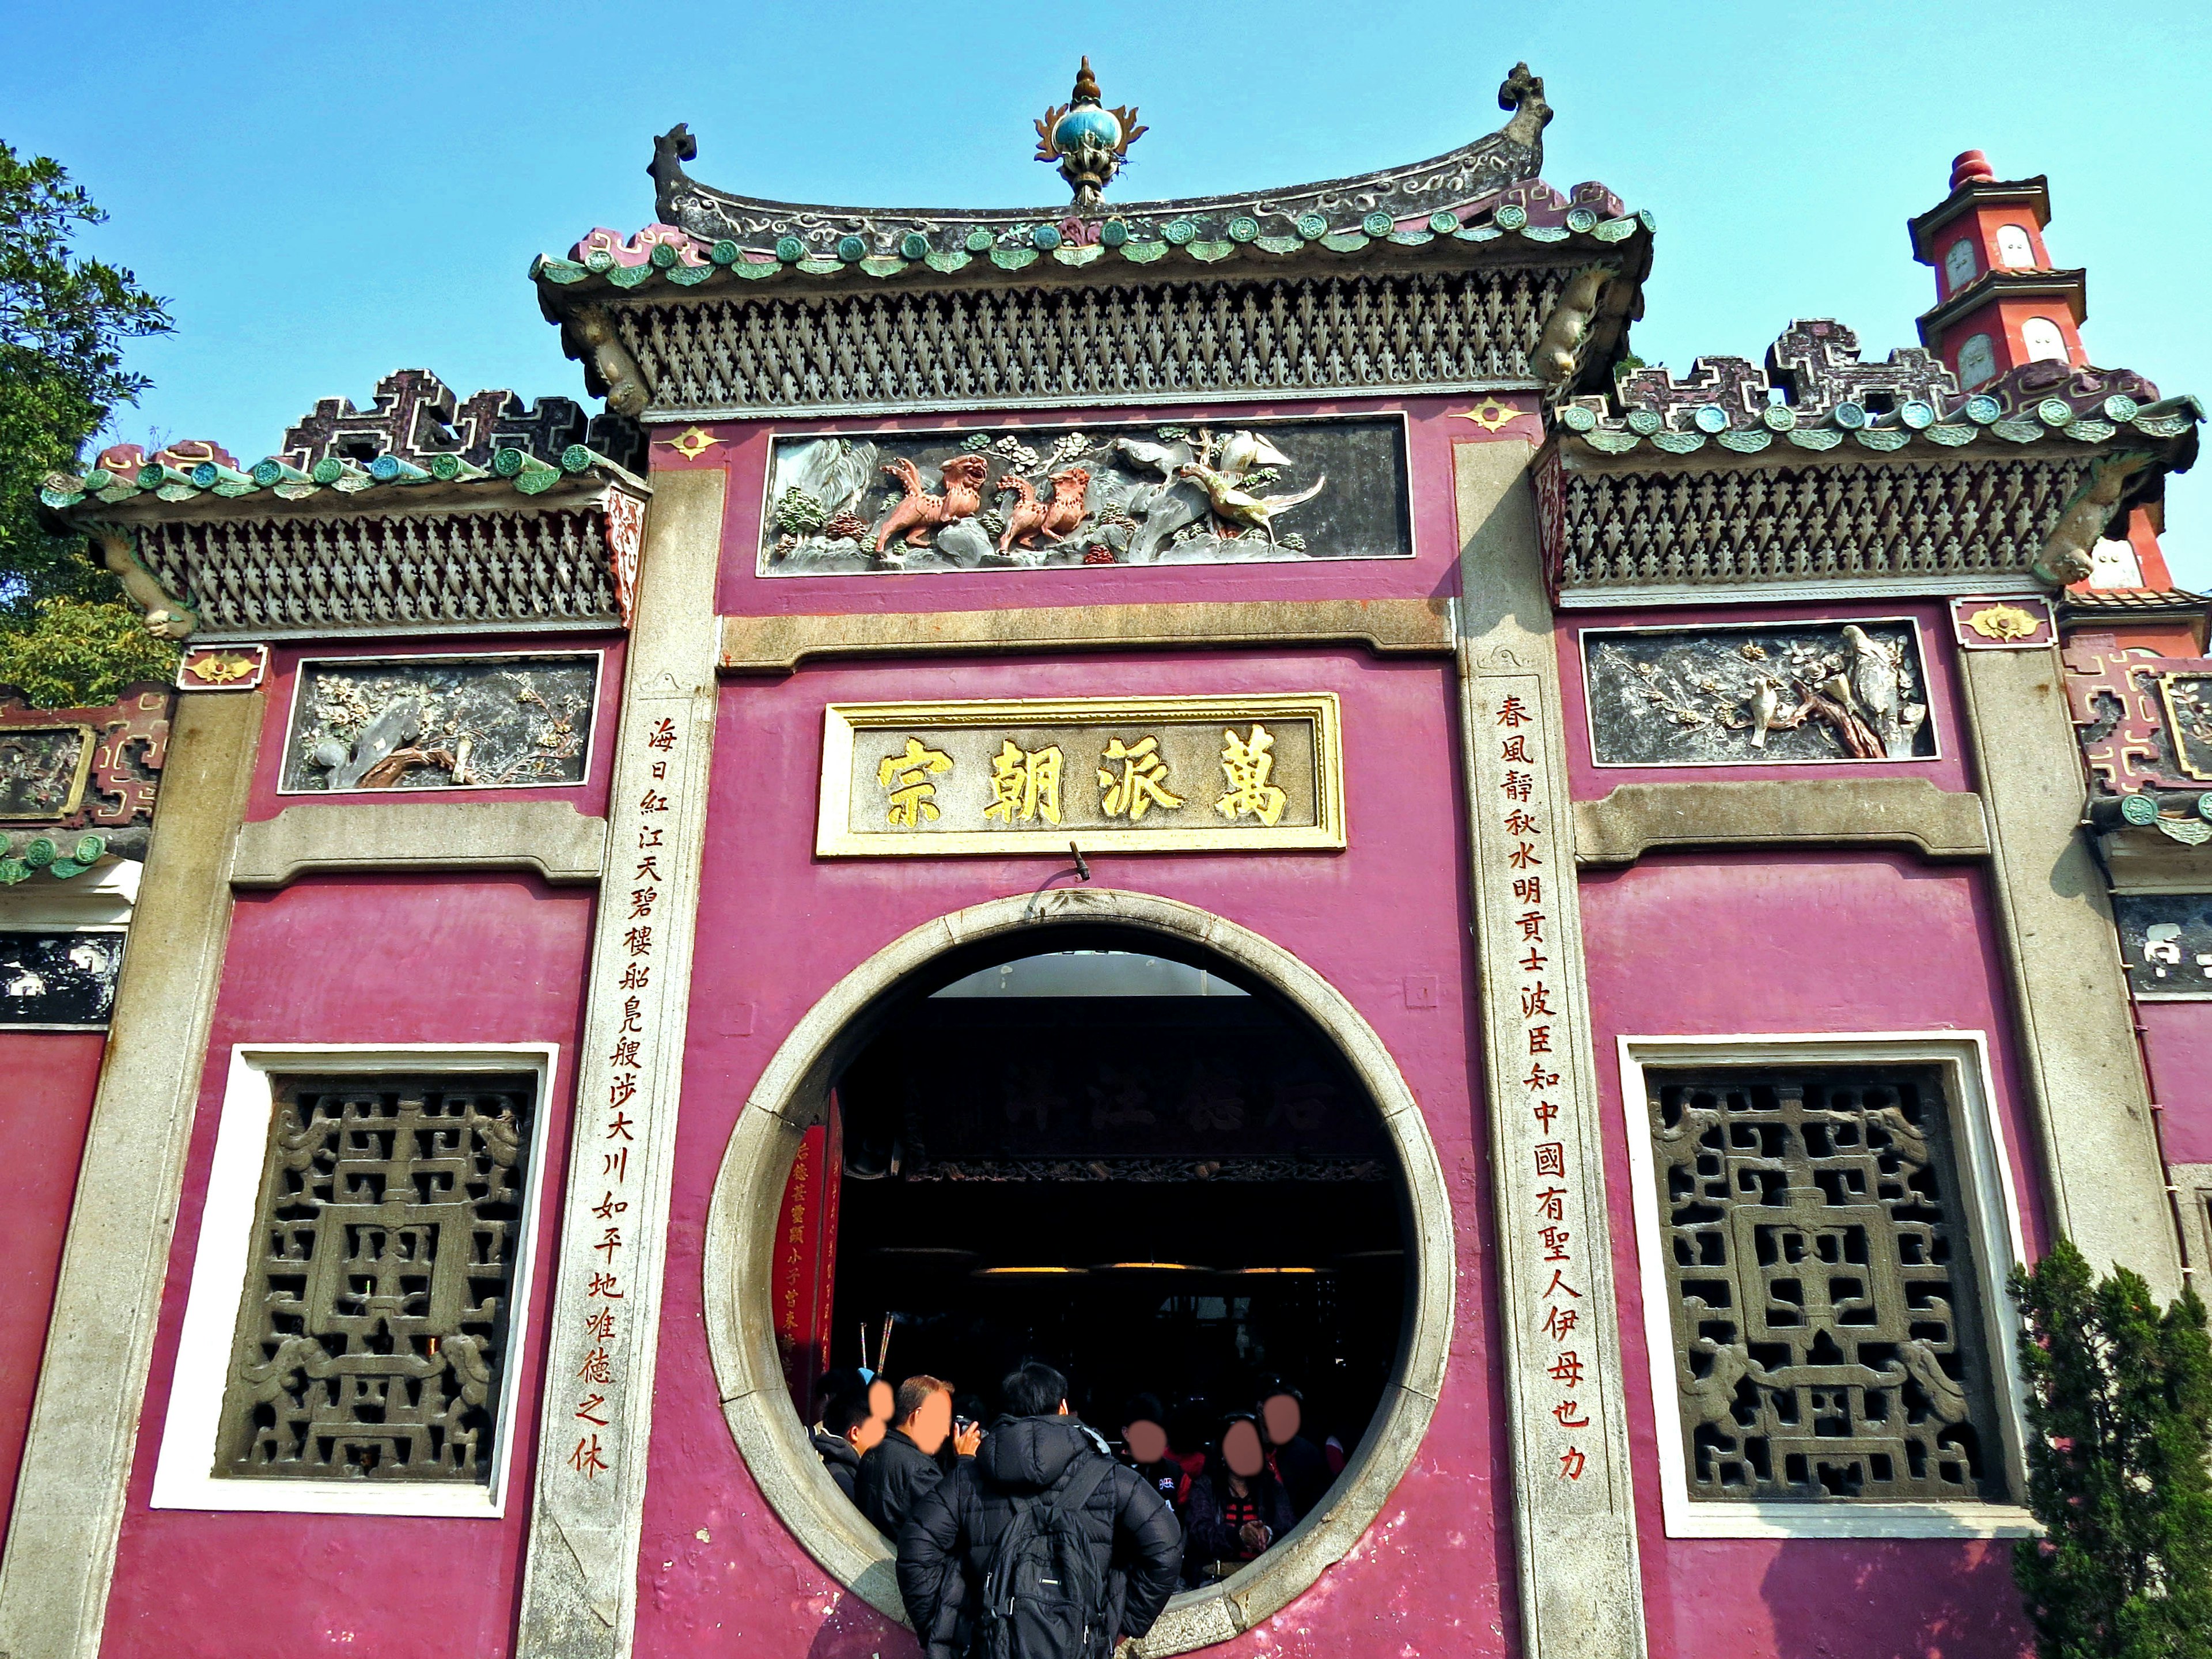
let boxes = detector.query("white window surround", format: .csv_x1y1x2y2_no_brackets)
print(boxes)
2021,316,2070,363
151,1042,559,1518
1616,1031,2036,1540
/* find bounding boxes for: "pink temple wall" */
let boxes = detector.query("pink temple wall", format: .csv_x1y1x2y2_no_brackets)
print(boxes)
632,644,1513,1659
0,1030,106,1547
99,873,594,1659
69,395,2079,1659
2136,1001,2212,1169
1565,606,2046,1659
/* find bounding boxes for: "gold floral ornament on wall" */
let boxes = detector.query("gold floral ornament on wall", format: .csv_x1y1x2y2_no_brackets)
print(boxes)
1966,604,2041,643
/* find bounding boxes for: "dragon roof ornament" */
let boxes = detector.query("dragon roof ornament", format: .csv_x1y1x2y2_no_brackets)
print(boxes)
1553,319,2200,465
630,63,1559,270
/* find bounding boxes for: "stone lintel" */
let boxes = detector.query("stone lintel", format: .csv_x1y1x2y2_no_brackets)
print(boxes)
230,801,609,887
718,598,1454,675
1573,779,1991,868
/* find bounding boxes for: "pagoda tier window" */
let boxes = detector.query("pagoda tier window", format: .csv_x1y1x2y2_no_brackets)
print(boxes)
1956,332,1998,389
1641,1062,2011,1509
2021,316,2070,363
215,1073,538,1485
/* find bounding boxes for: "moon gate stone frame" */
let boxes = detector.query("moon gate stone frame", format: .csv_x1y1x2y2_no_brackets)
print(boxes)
703,889,1454,1656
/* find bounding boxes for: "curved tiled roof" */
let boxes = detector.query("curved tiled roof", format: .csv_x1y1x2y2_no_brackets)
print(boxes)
36,369,646,518
1552,319,2200,465
529,67,1651,301
531,180,1653,299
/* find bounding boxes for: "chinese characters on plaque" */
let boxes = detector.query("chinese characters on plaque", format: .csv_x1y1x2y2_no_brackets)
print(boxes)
1491,690,1593,1484
817,695,1344,855
562,709,681,1486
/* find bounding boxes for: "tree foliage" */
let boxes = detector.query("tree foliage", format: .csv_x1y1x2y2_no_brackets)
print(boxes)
0,596,180,707
0,141,175,702
2010,1238,2212,1659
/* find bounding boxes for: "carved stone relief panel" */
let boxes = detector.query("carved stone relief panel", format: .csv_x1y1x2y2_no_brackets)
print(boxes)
1643,1065,2006,1504
2111,893,2212,998
759,416,1411,575
0,931,124,1027
2157,675,2212,782
217,1073,537,1483
1582,620,1937,766
280,654,599,793
0,724,94,819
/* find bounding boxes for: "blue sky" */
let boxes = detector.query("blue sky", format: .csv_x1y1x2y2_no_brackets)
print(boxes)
7,0,2210,580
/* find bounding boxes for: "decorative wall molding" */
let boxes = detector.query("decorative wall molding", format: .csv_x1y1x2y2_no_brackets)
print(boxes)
230,801,609,888
1572,780,1990,867
279,653,601,796
718,597,1454,674
1581,619,1938,767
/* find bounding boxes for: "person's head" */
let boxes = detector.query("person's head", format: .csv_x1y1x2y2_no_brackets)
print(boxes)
868,1375,896,1427
1258,1379,1304,1447
1221,1414,1267,1479
1122,1392,1168,1465
1001,1359,1070,1419
822,1376,884,1454
895,1374,956,1456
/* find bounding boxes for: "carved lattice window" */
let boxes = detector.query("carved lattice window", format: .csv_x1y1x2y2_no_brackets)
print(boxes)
1645,1065,2007,1503
217,1074,536,1483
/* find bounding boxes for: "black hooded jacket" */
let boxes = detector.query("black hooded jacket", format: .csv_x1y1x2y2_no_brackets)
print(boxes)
857,1427,947,1540
813,1427,862,1501
896,1414,1183,1659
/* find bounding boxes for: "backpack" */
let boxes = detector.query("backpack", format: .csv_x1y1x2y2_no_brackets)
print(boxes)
974,1453,1116,1659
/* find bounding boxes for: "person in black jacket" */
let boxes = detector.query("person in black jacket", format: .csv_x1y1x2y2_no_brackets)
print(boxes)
857,1373,982,1539
1256,1380,1335,1520
812,1369,884,1502
897,1361,1182,1659
1181,1415,1296,1586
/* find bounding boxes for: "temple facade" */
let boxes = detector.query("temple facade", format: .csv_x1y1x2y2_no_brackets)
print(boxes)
1,61,2202,1659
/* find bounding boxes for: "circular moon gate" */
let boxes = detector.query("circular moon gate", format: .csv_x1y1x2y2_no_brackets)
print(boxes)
703,888,1455,1654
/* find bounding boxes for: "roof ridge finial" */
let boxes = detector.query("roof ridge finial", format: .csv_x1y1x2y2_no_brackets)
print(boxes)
1034,57,1146,212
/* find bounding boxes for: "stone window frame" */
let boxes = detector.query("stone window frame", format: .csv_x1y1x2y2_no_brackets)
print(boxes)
1616,1031,2036,1540
150,1042,559,1518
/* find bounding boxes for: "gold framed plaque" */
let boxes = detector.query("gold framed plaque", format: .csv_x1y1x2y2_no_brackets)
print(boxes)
816,694,1346,857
